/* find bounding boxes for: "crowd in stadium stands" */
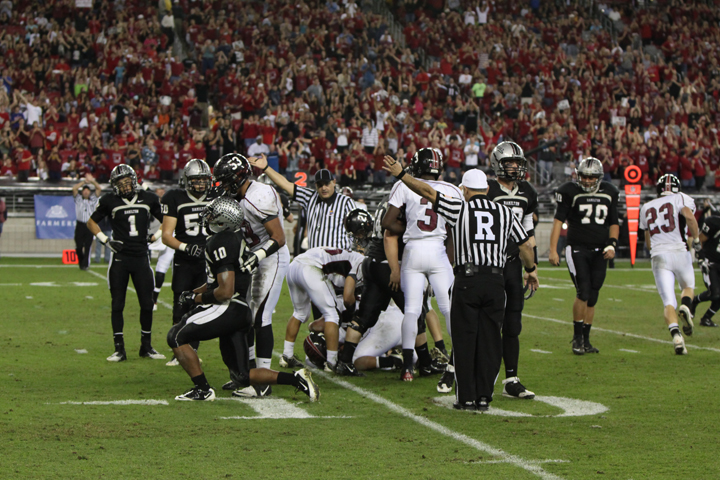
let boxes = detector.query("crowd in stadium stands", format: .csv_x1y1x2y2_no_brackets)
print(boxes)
0,0,719,190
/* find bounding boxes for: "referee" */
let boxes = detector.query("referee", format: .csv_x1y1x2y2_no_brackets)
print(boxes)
72,174,102,270
384,158,539,411
250,155,355,249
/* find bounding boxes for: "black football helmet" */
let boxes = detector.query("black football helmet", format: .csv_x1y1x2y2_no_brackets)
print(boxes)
490,141,527,181
303,332,327,368
180,159,212,197
344,208,374,249
110,164,138,199
657,174,681,196
213,153,252,196
411,148,443,179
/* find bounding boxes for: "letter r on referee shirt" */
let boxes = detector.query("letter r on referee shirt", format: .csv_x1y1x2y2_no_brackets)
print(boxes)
474,211,495,240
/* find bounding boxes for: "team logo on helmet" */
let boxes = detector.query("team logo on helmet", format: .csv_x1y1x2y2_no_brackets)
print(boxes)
656,174,681,196
213,153,252,196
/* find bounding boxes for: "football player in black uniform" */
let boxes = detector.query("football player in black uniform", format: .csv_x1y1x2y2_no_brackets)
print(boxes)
692,212,720,327
168,197,319,401
160,159,215,365
486,141,538,398
549,158,619,355
87,164,165,362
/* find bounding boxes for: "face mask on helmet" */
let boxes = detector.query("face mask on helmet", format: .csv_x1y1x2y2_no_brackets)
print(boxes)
111,165,138,199
345,209,374,250
214,154,251,196
491,142,527,181
575,158,603,193
187,175,212,196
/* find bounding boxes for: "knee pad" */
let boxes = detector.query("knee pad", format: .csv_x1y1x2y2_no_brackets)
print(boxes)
502,309,523,337
348,320,367,335
587,289,600,308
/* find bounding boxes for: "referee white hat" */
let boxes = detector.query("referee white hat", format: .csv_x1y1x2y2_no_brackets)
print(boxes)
461,169,488,190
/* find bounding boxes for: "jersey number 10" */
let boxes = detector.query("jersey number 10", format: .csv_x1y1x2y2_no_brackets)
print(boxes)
579,204,608,225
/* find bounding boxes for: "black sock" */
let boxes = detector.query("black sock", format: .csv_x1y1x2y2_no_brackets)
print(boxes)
113,333,124,350
277,371,295,386
574,320,584,337
402,348,414,370
699,291,712,303
416,343,432,367
340,341,357,363
141,330,152,348
583,324,592,343
681,296,692,309
669,326,680,338
249,358,257,369
191,373,210,391
256,324,274,359
434,339,446,352
379,356,399,369
503,335,519,378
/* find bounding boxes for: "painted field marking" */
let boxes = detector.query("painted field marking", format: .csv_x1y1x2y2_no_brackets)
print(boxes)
552,298,565,302
25,296,32,299
74,349,88,354
86,269,174,311
530,349,552,354
618,349,639,353
57,400,169,406
216,397,351,419
58,330,68,334
432,396,608,418
524,314,720,353
312,369,565,480
0,283,22,286
85,296,93,299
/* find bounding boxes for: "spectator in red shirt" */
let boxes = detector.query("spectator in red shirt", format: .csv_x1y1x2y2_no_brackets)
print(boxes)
14,142,32,182
157,140,176,183
444,135,464,184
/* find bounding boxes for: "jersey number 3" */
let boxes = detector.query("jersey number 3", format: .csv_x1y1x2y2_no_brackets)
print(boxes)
579,204,608,224
417,198,438,232
646,204,675,235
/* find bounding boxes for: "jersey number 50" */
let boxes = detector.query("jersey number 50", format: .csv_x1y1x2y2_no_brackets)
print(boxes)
578,204,608,225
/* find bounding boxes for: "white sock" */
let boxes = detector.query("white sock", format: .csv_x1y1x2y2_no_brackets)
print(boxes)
248,345,255,361
375,357,380,369
283,341,295,358
327,350,338,366
257,357,272,370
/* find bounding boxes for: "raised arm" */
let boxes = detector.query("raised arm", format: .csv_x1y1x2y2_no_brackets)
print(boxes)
382,155,437,204
248,153,296,196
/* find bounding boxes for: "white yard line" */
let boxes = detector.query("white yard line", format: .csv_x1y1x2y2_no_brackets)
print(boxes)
524,314,720,353
86,269,174,311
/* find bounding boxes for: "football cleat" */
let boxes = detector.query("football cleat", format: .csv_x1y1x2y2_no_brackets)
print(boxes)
279,354,304,369
584,342,600,354
175,387,216,401
106,350,127,362
700,317,718,327
334,359,364,376
386,350,404,370
437,367,455,393
323,362,334,373
293,368,320,402
572,336,585,355
678,305,694,336
475,398,490,412
165,355,179,366
502,377,535,399
400,369,414,382
673,334,687,355
430,347,450,363
453,401,476,411
419,358,447,376
232,385,272,398
222,380,237,391
139,346,166,360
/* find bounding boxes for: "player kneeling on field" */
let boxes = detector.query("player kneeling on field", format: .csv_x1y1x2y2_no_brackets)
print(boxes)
167,196,319,402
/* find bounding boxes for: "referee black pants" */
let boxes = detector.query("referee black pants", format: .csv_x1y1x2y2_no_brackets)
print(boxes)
74,221,94,269
450,272,505,405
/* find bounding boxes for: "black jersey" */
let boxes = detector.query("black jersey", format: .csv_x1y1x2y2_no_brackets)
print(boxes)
365,198,406,262
161,188,217,262
701,216,720,263
554,181,620,248
91,190,163,256
204,230,252,299
486,179,538,258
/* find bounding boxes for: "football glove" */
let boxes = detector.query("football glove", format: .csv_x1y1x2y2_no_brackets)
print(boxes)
186,244,204,258
107,240,124,253
241,252,260,273
179,291,197,309
147,233,155,243
693,238,702,254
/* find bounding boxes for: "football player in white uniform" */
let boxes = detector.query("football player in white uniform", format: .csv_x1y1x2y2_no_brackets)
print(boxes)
213,153,290,396
383,148,462,381
639,174,700,355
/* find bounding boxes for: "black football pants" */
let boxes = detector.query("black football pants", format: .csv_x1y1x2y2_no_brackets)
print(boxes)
171,259,207,325
108,252,155,337
74,221,94,269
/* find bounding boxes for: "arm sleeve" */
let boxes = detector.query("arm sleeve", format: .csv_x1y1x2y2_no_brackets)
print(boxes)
90,195,110,223
293,185,314,210
433,192,463,227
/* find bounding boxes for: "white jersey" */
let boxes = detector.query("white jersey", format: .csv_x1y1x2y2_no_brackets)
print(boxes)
239,181,285,253
388,179,462,244
295,247,364,280
639,192,695,256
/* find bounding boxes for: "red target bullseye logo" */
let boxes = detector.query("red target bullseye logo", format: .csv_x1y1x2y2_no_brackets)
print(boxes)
624,165,642,184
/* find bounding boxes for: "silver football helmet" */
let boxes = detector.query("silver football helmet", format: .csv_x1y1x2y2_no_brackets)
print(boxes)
203,197,244,234
180,159,212,197
576,157,604,193
490,141,527,181
110,164,138,199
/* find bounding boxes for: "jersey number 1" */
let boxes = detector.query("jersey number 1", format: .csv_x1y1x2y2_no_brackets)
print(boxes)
128,214,138,236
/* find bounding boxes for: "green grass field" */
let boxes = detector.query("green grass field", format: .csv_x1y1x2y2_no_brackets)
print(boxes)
2,257,720,479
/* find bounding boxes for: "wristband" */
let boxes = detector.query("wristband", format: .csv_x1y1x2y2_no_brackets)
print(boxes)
201,291,216,304
179,243,187,252
396,170,406,180
259,238,280,258
96,232,109,244
533,245,538,265
606,238,618,249
524,264,537,273
262,165,269,172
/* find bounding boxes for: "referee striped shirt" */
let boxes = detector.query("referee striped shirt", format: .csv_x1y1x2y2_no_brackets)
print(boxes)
435,193,528,268
74,193,98,223
294,185,355,249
